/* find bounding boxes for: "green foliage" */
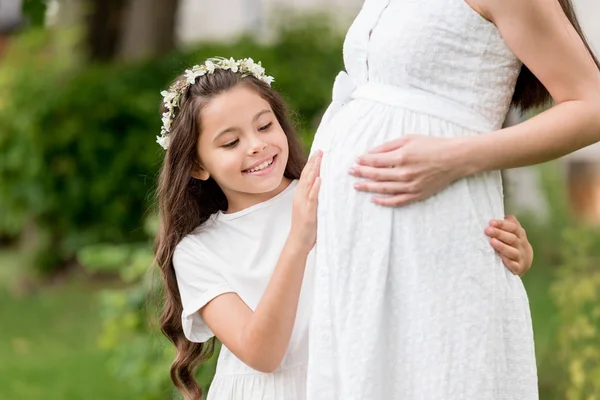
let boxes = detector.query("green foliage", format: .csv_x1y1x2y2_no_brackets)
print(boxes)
89,246,183,399
513,162,600,399
0,17,343,273
503,162,600,399
0,28,79,239
551,227,600,400
22,0,47,27
77,216,218,399
0,249,137,399
511,163,572,266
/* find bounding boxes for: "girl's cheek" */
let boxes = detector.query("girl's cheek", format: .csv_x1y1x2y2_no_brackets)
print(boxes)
223,155,244,175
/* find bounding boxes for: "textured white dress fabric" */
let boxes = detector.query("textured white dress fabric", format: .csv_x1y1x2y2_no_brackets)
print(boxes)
307,0,539,399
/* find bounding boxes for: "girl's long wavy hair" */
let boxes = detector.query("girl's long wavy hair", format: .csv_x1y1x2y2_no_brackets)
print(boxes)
513,0,600,111
154,69,306,400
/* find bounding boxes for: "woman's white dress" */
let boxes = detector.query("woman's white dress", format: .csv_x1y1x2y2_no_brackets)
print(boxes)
307,0,539,399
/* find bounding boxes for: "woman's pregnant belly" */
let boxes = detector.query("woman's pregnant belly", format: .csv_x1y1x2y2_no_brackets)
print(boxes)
312,98,518,304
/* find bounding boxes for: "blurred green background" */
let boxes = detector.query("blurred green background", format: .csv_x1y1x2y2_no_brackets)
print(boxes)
1,1,599,399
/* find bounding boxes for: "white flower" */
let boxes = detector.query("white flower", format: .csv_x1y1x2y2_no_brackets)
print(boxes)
251,62,265,77
156,135,170,150
262,75,275,86
228,57,239,72
205,60,216,73
185,68,201,84
216,58,228,69
161,90,176,104
161,112,172,131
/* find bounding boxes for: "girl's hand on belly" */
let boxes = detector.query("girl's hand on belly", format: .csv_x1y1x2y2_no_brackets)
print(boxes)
350,135,467,206
484,214,534,277
290,150,322,252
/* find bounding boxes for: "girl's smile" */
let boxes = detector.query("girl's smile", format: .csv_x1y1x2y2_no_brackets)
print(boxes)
243,154,278,175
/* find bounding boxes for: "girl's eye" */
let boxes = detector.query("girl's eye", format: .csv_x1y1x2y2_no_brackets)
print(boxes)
222,139,239,148
259,122,273,132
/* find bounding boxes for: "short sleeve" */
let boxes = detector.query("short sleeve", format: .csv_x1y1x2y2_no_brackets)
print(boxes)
172,238,235,343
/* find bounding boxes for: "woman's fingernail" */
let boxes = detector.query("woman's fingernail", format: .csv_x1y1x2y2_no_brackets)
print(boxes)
348,168,355,175
354,183,361,189
485,227,493,235
490,220,498,227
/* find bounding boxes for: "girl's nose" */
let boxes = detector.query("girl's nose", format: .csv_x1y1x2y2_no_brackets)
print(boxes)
249,140,268,155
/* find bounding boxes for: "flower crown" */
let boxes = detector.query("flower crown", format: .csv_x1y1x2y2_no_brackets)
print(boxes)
157,57,275,150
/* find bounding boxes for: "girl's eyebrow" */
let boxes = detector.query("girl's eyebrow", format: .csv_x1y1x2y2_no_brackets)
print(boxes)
252,109,272,122
213,109,273,141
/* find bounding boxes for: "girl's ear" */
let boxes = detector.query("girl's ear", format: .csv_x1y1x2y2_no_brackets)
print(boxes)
191,159,210,181
191,167,210,181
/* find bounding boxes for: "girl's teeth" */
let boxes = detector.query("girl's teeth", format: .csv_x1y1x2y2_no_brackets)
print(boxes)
248,158,273,172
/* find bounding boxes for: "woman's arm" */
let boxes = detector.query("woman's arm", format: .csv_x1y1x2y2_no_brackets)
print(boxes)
351,0,600,206
458,0,600,175
199,152,322,373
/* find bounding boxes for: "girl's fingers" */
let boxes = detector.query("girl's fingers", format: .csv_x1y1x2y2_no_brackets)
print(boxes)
489,218,519,236
299,155,314,181
490,238,520,261
307,152,323,190
314,151,323,178
309,177,321,204
505,214,520,226
505,214,528,238
300,151,322,187
485,227,518,246
500,254,522,276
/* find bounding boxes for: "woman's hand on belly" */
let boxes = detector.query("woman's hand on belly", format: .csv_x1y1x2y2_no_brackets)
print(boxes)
349,135,467,206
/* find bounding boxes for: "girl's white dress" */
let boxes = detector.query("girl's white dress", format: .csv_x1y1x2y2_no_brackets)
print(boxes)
174,181,314,400
308,0,538,399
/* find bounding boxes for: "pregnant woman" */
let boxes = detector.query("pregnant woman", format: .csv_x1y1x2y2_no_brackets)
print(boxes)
308,0,600,399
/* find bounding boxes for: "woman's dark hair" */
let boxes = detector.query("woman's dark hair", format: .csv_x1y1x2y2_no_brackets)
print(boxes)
154,69,306,399
512,0,600,111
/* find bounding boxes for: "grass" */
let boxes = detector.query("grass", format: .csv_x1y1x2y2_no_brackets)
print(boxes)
0,249,137,400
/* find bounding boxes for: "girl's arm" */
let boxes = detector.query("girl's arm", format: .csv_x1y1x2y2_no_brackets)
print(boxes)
351,0,600,207
199,152,322,373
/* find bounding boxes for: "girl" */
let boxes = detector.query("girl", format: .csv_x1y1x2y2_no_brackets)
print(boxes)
154,57,536,400
307,0,600,398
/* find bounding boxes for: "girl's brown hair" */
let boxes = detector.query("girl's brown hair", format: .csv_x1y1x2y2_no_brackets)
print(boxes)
154,69,306,399
512,0,600,111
